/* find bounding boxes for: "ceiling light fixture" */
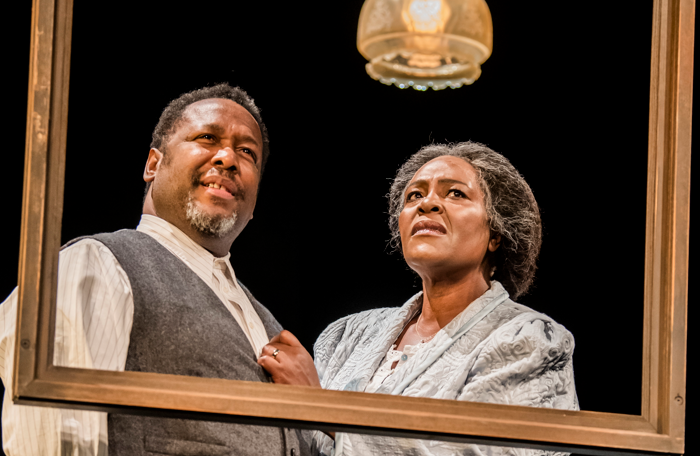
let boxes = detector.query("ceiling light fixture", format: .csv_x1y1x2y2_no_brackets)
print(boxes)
357,0,493,91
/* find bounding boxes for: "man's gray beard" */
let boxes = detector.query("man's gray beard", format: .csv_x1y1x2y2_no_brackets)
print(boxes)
185,194,237,238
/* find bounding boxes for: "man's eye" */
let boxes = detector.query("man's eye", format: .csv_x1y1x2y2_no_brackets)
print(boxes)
448,189,465,197
197,134,216,141
241,148,258,161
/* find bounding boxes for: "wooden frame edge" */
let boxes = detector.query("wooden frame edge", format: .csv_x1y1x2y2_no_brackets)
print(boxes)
15,0,70,394
642,0,692,452
13,367,670,455
12,0,692,454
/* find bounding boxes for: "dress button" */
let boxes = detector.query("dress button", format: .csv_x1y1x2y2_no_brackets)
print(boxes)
401,354,408,361
248,322,254,329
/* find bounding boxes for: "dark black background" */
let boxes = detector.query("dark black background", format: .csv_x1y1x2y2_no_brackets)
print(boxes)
1,0,696,454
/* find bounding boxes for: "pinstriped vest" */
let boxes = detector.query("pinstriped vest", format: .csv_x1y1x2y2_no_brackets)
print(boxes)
68,230,308,456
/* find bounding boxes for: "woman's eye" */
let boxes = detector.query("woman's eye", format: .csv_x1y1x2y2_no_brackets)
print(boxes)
406,191,422,201
448,189,465,197
197,134,216,141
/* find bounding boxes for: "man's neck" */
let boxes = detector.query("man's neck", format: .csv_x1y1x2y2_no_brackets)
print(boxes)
141,207,235,258
175,224,233,257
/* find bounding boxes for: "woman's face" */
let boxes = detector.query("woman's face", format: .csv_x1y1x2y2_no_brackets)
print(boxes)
398,156,500,280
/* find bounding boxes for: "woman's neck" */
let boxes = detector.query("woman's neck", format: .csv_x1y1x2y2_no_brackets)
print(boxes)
419,271,490,329
392,267,492,353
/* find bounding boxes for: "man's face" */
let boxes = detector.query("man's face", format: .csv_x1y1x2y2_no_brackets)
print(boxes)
149,98,263,240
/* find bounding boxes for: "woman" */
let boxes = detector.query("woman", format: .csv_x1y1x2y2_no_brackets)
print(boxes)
259,142,578,456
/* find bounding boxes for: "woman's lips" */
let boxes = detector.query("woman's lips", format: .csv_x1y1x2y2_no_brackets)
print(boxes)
411,220,447,236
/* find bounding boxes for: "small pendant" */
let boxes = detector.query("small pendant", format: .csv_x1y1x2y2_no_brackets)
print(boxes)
401,354,408,362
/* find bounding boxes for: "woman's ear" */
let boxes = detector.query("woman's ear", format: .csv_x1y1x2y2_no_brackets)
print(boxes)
143,148,164,183
488,233,502,252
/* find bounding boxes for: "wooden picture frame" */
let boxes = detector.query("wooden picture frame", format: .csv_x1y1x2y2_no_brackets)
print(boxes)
13,0,693,454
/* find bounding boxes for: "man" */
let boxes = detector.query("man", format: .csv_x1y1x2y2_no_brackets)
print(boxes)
0,83,311,455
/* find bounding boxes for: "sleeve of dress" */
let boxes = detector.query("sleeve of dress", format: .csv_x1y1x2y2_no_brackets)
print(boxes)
308,315,354,456
0,239,134,456
313,314,354,385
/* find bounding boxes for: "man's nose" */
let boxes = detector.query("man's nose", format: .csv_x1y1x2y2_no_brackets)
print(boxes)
417,193,443,214
211,147,238,171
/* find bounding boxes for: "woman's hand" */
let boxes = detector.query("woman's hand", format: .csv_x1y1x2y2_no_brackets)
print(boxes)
258,330,321,388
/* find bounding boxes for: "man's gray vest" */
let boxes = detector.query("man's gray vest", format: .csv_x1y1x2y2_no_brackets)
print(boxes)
70,230,308,456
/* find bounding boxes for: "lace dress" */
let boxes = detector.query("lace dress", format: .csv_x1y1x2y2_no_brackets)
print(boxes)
365,343,425,393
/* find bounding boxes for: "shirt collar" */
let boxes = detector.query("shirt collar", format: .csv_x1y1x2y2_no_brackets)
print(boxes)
136,214,232,287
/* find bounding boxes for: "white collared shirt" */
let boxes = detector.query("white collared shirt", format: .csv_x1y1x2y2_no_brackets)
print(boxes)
0,215,270,456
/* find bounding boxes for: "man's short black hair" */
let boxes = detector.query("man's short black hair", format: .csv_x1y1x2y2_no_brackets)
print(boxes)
151,83,270,170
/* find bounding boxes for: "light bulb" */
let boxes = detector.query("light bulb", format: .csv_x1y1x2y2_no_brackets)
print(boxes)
404,0,449,33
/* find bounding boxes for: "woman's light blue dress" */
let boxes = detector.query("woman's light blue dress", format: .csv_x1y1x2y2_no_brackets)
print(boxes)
311,281,578,456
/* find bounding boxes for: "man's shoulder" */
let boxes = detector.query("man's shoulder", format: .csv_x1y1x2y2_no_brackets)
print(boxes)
59,236,120,260
57,233,134,287
62,230,175,271
62,229,146,250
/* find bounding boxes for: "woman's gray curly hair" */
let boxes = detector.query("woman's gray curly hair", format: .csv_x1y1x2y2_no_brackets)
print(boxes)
387,142,542,299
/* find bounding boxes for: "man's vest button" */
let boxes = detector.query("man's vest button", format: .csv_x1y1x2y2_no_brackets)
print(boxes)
290,449,297,456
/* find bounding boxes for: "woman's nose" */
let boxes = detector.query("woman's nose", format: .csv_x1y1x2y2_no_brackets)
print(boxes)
418,194,443,213
211,147,238,171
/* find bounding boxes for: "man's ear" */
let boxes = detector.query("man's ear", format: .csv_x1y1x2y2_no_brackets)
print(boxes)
144,148,164,183
488,233,502,252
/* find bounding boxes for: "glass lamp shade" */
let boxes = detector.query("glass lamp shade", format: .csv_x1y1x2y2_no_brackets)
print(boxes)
357,0,493,90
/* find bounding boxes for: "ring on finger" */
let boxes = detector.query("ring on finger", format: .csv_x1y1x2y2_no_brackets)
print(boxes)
271,348,280,359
